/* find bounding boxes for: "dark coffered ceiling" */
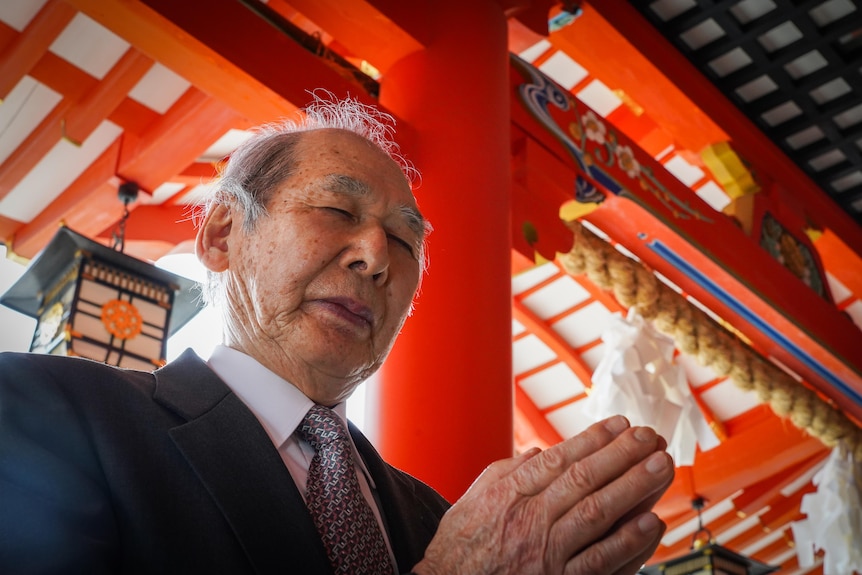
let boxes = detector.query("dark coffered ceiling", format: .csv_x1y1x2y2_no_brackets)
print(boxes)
630,0,862,225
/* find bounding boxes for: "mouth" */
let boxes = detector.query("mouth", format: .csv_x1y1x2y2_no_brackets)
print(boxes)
315,297,374,329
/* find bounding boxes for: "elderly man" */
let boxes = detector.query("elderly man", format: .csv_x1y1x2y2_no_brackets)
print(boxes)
0,95,673,574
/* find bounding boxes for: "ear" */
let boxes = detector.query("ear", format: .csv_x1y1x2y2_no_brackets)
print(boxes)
196,203,233,273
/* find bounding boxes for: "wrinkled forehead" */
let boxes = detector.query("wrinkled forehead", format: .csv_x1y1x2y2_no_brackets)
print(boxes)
295,128,418,201
298,128,407,173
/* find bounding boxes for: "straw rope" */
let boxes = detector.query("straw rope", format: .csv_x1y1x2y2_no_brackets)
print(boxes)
558,220,862,460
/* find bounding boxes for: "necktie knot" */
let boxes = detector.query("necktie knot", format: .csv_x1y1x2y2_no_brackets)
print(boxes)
299,404,349,453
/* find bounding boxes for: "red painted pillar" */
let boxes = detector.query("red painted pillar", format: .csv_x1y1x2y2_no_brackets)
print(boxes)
371,0,513,501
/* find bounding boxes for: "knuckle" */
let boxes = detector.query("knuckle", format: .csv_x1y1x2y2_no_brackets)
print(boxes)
580,544,614,575
573,492,609,528
566,460,598,493
511,447,570,494
541,445,570,474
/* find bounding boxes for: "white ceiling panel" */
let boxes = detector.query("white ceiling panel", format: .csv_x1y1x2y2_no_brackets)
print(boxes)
545,399,591,439
579,342,606,372
513,334,557,375
553,301,617,348
0,0,50,31
519,362,586,409
0,77,62,166
512,261,559,295
520,274,591,320
49,13,129,80
575,78,622,118
128,62,190,115
0,120,122,222
538,50,588,91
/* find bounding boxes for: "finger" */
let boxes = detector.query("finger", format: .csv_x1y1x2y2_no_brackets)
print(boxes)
567,449,674,537
564,512,666,575
463,446,542,496
609,513,666,575
542,426,665,516
547,442,673,564
510,415,631,496
607,454,674,537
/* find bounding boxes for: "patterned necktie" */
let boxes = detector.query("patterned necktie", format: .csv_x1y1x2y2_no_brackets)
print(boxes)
299,404,394,575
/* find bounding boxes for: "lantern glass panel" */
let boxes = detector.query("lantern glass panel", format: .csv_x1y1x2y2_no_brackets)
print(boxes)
1,227,202,370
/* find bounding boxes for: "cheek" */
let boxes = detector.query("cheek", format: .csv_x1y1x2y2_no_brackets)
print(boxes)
387,272,420,319
245,235,328,303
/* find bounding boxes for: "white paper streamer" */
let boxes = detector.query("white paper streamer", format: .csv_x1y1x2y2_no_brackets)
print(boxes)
791,445,862,575
583,309,719,466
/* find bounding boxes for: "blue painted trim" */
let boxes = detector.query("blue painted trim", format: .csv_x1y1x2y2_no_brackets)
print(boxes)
647,239,862,407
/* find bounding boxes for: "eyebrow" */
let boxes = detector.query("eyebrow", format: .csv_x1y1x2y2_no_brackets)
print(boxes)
323,173,427,239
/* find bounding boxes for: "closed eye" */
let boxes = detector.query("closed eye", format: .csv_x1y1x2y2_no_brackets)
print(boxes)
323,206,416,257
388,233,415,256
325,206,355,220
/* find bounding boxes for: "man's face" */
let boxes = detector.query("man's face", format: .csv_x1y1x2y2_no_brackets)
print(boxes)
215,129,425,405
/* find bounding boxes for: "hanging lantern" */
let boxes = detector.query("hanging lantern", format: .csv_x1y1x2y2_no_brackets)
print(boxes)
0,226,201,370
639,498,778,575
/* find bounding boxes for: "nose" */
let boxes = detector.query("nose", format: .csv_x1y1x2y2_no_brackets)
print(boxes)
344,224,390,284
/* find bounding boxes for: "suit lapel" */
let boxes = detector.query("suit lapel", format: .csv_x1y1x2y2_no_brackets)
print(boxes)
154,350,332,575
350,423,448,572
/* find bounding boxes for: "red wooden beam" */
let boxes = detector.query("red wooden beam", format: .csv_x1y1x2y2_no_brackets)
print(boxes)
116,87,245,193
63,49,154,144
8,88,242,258
95,204,197,247
656,411,826,519
30,50,96,102
0,47,149,209
732,452,827,516
0,214,22,248
0,0,76,99
68,0,297,124
107,98,159,135
514,383,564,448
752,529,795,564
10,140,122,258
758,487,813,531
280,0,425,74
513,297,596,385
545,3,728,155
139,0,373,105
0,20,16,53
0,98,74,203
722,521,771,554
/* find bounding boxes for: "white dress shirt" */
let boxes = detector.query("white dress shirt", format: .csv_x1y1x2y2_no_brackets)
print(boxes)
207,345,398,571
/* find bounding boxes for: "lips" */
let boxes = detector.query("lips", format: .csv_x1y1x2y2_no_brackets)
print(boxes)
317,297,374,327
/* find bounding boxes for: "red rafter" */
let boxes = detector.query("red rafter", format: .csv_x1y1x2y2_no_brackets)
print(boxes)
0,0,76,99
63,49,154,145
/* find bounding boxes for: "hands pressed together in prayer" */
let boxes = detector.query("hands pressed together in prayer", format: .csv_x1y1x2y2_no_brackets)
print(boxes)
414,415,673,575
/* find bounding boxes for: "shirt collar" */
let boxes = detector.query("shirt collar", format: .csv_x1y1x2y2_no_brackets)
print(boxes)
207,344,350,448
207,345,376,488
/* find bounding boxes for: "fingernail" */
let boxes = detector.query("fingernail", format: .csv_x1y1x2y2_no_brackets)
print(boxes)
604,415,629,435
638,512,661,534
634,426,656,442
646,452,669,474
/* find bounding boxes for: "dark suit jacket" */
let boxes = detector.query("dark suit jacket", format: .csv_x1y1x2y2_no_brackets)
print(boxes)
0,349,450,575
